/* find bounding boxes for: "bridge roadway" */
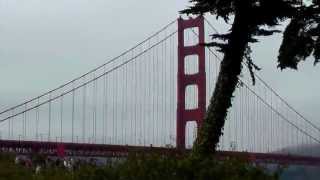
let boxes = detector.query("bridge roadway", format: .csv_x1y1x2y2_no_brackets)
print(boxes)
0,140,319,166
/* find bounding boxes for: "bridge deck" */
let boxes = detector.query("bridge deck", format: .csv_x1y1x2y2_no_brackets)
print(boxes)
0,140,319,166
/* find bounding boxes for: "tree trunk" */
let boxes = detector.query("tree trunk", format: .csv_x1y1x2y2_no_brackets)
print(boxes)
192,9,252,157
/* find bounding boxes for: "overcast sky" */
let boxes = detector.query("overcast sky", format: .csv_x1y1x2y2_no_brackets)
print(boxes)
0,0,319,128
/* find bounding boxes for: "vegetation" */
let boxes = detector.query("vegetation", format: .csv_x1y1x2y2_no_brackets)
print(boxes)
0,153,280,180
0,153,33,180
3,1,319,179
182,0,320,156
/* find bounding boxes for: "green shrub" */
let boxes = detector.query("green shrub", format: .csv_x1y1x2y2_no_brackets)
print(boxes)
0,153,279,180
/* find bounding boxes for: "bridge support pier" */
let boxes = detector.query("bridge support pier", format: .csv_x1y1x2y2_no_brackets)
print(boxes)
176,16,206,149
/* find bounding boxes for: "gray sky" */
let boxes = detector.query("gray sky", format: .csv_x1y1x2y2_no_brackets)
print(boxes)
0,0,319,128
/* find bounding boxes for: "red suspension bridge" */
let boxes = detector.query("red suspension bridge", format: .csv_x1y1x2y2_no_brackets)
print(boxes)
0,16,320,166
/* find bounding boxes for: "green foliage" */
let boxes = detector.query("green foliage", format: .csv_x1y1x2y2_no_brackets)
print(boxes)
0,153,279,180
278,3,320,69
0,153,33,180
181,0,320,157
182,0,300,26
183,0,320,70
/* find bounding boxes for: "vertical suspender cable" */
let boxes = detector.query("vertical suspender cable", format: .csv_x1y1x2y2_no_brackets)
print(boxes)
134,50,138,145
60,95,63,142
103,66,106,144
10,109,14,139
92,74,95,143
93,73,97,142
8,111,11,139
36,99,39,140
240,87,244,151
48,94,51,141
170,34,174,146
82,77,87,143
124,56,128,145
164,31,168,146
72,83,75,143
105,73,109,144
115,67,118,144
23,104,27,140
156,36,159,145
152,41,155,145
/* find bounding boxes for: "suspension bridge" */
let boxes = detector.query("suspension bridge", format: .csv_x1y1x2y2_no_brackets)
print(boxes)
0,16,320,166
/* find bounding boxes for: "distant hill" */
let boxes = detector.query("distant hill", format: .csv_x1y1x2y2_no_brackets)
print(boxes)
276,144,320,180
278,144,320,157
281,165,320,180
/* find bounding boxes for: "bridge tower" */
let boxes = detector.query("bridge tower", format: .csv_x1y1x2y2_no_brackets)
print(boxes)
177,16,206,149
